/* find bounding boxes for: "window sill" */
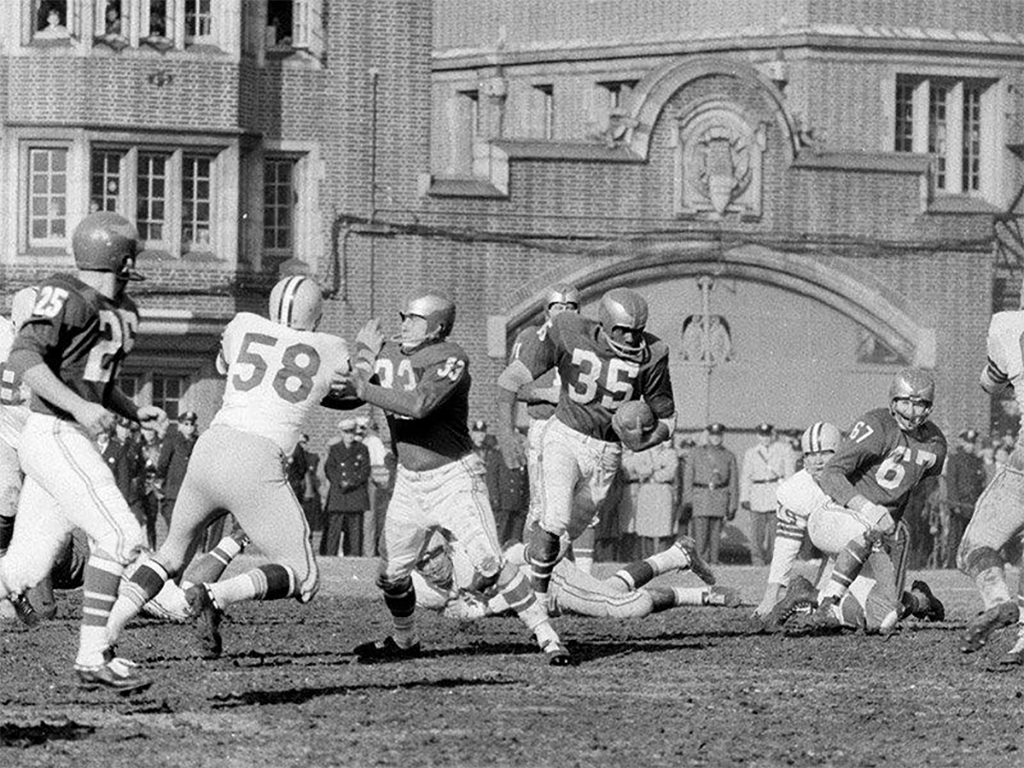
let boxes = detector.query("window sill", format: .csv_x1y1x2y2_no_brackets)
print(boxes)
926,196,1002,214
29,36,74,47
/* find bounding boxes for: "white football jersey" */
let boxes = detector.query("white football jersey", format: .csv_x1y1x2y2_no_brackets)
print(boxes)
776,469,829,524
212,312,350,454
0,317,31,450
986,311,1024,424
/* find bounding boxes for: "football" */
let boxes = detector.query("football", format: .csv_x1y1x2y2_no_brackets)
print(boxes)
612,399,655,441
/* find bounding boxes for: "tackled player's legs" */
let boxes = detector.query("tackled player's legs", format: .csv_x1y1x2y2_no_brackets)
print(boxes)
957,462,1024,610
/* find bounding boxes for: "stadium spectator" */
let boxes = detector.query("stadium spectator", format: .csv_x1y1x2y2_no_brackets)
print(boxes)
320,418,371,556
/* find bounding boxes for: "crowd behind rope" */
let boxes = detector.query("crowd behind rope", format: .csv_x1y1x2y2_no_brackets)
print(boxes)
99,410,1012,570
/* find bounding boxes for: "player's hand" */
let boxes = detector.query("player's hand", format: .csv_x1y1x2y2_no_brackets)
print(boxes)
137,405,167,432
355,318,385,367
496,430,526,469
73,401,117,438
753,585,784,619
740,501,751,512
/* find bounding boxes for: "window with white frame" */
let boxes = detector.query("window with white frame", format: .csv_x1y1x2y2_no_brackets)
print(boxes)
150,372,188,419
27,146,70,249
184,0,211,42
262,0,323,55
263,157,295,255
31,0,74,42
89,145,222,256
894,75,996,198
534,84,555,140
77,0,231,51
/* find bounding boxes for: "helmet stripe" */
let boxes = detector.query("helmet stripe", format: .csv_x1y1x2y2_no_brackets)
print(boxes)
809,422,822,453
276,276,305,327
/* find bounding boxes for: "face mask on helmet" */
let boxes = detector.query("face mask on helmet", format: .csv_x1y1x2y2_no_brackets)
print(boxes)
544,283,580,320
269,276,324,331
888,368,935,432
598,288,648,359
396,294,456,350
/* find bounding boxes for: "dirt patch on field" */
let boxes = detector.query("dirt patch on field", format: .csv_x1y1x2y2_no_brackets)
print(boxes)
2,562,1022,767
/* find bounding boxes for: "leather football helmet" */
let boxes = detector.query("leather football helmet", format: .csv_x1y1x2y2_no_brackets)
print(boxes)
269,275,324,331
598,287,648,358
399,294,456,349
888,368,935,431
544,283,580,318
72,212,143,281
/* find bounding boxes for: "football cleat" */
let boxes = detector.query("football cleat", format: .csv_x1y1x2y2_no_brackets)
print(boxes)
185,584,223,659
961,601,1020,654
352,636,422,664
788,596,845,636
141,581,191,623
764,576,818,629
76,654,152,694
990,633,1024,672
674,535,716,585
909,580,945,622
9,592,40,627
540,638,575,667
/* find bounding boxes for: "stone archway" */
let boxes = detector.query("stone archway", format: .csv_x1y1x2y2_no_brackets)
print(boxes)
502,243,935,369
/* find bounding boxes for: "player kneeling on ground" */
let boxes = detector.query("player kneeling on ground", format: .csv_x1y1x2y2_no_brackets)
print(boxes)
755,419,944,634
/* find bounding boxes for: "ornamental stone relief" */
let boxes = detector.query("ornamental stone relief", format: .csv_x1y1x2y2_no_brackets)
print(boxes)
674,105,766,220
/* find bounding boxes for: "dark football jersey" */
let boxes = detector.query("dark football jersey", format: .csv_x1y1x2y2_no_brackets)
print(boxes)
818,407,947,521
510,322,557,421
373,339,474,460
517,313,675,441
9,273,139,421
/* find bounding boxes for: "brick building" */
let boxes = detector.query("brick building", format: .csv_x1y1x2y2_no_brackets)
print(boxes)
1,1,1023,455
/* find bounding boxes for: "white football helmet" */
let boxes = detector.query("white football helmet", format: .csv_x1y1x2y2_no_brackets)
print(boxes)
800,421,842,477
269,275,324,331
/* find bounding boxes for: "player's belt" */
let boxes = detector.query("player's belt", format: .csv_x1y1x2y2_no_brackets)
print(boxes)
692,482,722,489
752,478,779,484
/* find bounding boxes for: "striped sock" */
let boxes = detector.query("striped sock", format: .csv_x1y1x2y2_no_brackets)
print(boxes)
77,556,123,668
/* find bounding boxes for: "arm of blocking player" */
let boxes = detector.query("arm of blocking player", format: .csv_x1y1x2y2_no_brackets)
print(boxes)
494,388,526,469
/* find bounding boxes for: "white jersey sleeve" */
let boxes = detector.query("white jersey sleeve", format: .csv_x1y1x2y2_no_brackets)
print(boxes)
987,311,1024,418
766,470,828,587
0,318,31,450
211,312,350,454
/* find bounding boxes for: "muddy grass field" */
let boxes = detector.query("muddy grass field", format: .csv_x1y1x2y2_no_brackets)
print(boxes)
2,558,1022,768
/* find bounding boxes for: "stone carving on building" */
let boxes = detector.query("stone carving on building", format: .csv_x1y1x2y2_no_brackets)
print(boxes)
674,105,766,219
681,314,733,364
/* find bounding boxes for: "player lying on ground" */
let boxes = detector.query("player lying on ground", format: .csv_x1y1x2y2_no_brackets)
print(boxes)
412,530,734,621
4,527,249,627
755,421,944,634
956,309,1024,669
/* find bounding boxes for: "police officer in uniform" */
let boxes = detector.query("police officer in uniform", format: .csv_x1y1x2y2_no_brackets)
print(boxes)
683,423,738,564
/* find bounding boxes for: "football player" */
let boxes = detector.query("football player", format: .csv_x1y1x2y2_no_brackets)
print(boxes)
108,275,354,661
0,287,39,622
508,284,592,566
413,532,736,621
494,287,678,616
957,310,1024,667
340,294,571,665
0,212,166,693
754,421,943,632
796,369,948,634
